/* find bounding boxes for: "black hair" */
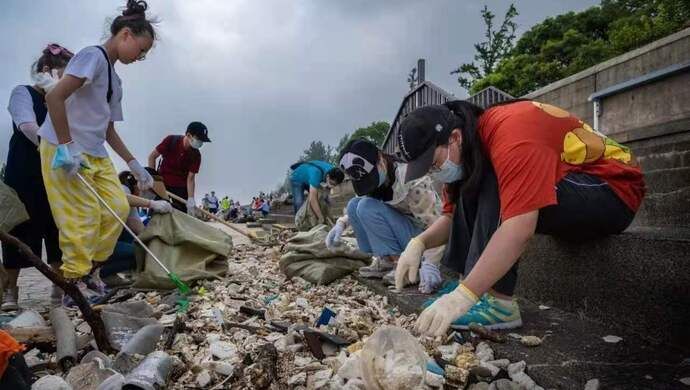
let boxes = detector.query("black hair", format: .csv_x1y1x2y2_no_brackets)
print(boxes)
118,170,137,194
439,100,486,201
144,166,159,177
110,0,156,40
32,44,73,75
365,153,396,201
440,99,531,203
325,168,345,185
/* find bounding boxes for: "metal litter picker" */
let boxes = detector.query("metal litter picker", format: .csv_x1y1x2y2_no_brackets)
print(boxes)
75,172,191,296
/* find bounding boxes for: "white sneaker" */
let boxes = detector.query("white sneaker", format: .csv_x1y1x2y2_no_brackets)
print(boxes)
382,270,396,286
1,288,19,311
358,257,395,278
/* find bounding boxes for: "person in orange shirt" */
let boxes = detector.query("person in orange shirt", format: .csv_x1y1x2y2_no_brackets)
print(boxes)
394,100,644,335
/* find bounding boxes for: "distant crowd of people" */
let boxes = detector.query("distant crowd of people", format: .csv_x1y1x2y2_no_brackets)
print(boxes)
197,191,274,222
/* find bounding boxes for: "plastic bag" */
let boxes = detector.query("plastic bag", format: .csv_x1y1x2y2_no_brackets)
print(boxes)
360,326,427,390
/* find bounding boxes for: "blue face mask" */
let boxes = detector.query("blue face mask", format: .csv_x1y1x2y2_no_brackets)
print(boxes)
431,145,464,183
378,165,387,187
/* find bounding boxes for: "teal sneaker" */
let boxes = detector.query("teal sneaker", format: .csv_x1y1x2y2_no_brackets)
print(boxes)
422,279,460,308
450,294,522,330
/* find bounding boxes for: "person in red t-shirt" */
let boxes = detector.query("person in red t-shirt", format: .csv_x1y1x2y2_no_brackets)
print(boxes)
148,121,211,213
394,100,644,336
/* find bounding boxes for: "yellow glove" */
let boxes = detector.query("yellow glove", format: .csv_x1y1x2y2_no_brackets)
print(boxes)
394,237,426,290
415,283,478,336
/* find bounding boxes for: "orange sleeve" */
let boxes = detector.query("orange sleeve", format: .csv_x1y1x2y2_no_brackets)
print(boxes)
441,185,455,215
493,143,559,221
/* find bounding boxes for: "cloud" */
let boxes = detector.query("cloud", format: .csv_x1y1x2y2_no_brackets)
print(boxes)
1,0,598,202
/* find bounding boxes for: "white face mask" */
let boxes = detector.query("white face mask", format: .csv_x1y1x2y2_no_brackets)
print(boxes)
431,145,464,183
190,137,203,149
34,69,60,93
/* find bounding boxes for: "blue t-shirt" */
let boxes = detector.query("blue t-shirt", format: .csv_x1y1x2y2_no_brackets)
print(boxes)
290,160,333,188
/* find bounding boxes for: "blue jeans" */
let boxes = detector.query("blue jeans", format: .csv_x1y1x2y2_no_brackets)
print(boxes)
100,240,136,278
347,197,422,257
291,181,307,214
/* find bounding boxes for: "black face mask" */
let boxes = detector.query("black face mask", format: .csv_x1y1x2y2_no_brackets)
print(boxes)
365,162,395,201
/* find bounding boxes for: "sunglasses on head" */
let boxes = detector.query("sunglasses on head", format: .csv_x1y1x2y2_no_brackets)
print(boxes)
46,43,73,57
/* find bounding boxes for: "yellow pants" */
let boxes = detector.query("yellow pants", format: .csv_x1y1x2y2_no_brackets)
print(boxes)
40,140,129,279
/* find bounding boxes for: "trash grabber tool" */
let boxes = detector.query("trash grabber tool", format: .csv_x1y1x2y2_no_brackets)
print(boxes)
75,172,190,295
166,191,260,241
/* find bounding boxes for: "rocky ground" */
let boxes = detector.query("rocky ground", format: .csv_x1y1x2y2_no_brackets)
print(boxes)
3,223,689,389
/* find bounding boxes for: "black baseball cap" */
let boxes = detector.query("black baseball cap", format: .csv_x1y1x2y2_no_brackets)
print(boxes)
339,139,381,196
187,121,211,142
397,104,454,182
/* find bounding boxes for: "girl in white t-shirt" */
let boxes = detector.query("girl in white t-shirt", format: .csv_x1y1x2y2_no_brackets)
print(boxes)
2,44,74,311
38,0,159,306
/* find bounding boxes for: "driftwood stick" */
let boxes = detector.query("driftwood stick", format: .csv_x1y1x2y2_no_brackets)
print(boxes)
0,231,115,353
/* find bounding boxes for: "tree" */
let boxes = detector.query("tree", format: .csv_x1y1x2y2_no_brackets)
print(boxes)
451,4,518,91
299,140,337,164
470,0,690,96
336,121,391,155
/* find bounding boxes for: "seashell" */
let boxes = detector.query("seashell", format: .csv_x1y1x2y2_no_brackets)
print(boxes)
520,335,542,347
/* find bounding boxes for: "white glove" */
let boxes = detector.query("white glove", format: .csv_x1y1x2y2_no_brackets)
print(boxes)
148,200,172,214
186,197,197,216
34,69,60,93
127,160,153,191
418,261,442,294
325,221,345,250
415,283,478,336
395,237,426,290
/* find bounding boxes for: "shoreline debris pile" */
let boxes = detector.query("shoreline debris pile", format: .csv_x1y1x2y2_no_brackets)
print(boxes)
2,241,544,389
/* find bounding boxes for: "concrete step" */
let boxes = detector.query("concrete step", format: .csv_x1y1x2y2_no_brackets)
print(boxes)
355,273,690,389
632,186,690,229
515,227,690,351
642,167,690,194
637,148,690,171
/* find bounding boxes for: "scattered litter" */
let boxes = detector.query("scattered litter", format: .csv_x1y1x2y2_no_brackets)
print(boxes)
470,323,507,343
680,377,690,386
520,335,542,347
475,342,495,362
602,335,623,343
538,305,550,310
17,233,546,389
6,310,46,328
31,375,71,390
209,340,238,360
508,360,544,390
489,378,521,390
360,326,427,390
584,378,600,390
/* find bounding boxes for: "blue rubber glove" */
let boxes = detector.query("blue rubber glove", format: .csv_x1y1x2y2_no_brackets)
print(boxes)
418,260,442,294
51,142,86,177
325,221,345,250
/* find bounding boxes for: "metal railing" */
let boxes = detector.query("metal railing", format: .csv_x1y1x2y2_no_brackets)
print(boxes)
467,86,514,108
381,81,455,155
382,85,514,155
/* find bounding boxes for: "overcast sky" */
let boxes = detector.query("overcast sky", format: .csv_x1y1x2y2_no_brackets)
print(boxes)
1,0,597,202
